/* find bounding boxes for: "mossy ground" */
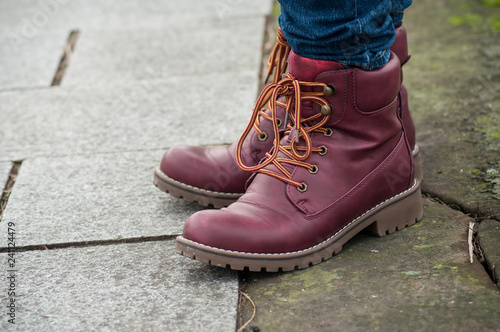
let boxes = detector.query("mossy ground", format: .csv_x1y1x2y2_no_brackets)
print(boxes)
405,0,500,216
240,199,500,331
239,0,500,330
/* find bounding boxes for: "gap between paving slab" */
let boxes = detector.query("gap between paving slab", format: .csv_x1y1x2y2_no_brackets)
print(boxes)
0,163,11,188
0,162,20,224
51,29,79,86
0,162,14,221
477,219,500,288
0,239,239,331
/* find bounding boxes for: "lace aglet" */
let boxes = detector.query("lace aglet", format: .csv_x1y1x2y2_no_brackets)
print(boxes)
264,72,272,85
287,128,299,144
283,112,289,129
286,129,293,143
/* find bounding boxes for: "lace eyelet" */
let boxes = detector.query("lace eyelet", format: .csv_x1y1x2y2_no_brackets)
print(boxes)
276,117,283,127
323,84,336,96
258,131,268,141
321,104,333,116
318,145,328,156
297,182,308,192
323,128,333,137
309,165,318,174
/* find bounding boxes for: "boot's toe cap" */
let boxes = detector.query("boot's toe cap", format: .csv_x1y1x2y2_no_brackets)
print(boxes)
182,202,310,254
159,145,247,194
160,145,197,178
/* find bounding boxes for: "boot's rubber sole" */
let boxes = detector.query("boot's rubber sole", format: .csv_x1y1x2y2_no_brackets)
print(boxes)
156,145,423,208
153,167,242,208
176,180,423,272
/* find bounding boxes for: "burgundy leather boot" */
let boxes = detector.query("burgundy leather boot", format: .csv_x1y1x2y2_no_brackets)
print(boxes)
391,25,422,181
153,30,291,208
176,52,423,271
155,26,421,207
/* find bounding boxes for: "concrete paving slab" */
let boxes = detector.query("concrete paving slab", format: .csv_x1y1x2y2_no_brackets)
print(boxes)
0,28,67,90
404,0,500,218
55,0,272,29
0,150,205,247
63,16,266,87
0,1,71,90
0,71,258,161
240,198,500,331
59,0,273,24
0,240,238,331
0,0,271,31
0,0,271,90
477,219,500,288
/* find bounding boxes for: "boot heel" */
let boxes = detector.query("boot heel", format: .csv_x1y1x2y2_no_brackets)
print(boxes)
366,183,423,237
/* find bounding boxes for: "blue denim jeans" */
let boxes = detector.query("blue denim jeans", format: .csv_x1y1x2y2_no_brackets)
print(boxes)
278,0,412,70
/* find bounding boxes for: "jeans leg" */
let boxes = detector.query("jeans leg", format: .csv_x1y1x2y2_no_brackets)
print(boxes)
278,0,411,70
391,0,412,27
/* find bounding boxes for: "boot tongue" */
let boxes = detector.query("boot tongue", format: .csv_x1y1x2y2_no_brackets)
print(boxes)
288,50,345,82
286,50,345,116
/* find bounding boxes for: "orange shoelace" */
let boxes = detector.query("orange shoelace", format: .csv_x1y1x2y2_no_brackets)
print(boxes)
252,29,291,139
266,29,290,84
236,74,334,191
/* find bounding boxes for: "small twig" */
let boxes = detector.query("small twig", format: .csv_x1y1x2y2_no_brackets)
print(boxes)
468,221,475,263
237,291,256,332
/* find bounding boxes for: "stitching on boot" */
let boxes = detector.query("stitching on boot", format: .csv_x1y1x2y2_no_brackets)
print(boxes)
158,169,243,196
